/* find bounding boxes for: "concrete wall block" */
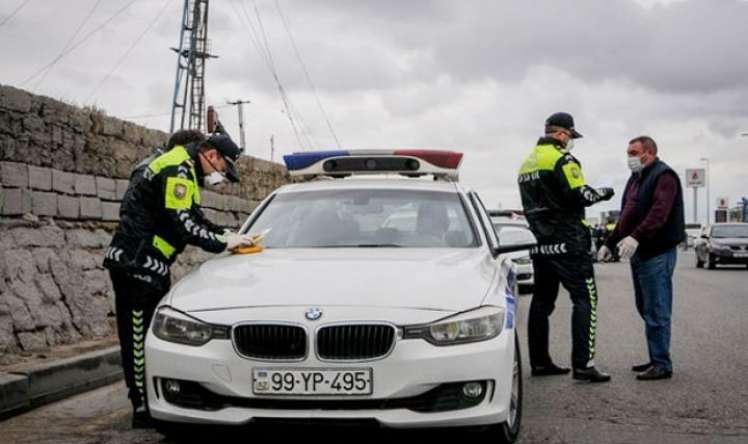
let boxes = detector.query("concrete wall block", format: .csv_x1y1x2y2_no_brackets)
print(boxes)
51,170,74,194
28,166,52,191
95,177,116,200
1,161,28,188
79,197,102,220
31,191,57,216
74,174,97,196
66,229,110,248
101,201,120,221
0,85,32,112
57,195,80,219
0,187,32,215
202,190,223,210
115,179,129,200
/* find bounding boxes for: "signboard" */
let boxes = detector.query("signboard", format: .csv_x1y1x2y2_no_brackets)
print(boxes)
717,197,729,209
685,168,705,188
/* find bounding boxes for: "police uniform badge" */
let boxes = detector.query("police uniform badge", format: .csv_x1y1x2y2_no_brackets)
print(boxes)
174,183,187,200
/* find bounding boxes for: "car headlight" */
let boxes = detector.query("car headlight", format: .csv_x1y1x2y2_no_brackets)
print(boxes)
512,256,532,265
152,307,228,346
402,306,505,346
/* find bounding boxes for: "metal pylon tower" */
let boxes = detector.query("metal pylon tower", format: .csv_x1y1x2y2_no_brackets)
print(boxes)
169,0,217,133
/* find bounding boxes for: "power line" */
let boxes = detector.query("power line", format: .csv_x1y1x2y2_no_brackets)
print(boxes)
249,0,315,150
230,0,307,151
32,0,103,92
85,0,173,104
274,0,341,149
0,0,32,27
19,0,139,87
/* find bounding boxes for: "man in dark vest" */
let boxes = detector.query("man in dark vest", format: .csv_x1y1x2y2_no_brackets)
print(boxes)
598,135,685,380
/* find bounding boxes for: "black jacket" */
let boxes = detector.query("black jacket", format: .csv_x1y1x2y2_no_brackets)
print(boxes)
518,137,607,256
103,144,228,283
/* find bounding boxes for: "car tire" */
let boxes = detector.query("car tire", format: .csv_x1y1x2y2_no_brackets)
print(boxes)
472,331,522,443
707,254,716,270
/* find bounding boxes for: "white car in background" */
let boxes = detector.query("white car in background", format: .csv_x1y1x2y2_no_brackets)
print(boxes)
489,213,535,294
145,150,534,442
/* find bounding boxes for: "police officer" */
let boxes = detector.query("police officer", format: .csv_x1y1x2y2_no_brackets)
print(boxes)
104,130,255,426
517,112,614,383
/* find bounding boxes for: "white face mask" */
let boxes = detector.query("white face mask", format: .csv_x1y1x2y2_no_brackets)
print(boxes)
205,171,226,186
565,138,575,151
628,156,643,173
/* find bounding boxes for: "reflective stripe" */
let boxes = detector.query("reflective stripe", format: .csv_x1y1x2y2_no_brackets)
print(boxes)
152,235,176,259
586,278,598,361
132,309,146,396
519,144,564,175
147,145,191,175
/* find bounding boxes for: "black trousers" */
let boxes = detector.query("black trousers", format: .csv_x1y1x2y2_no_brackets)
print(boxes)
109,269,169,411
528,253,599,369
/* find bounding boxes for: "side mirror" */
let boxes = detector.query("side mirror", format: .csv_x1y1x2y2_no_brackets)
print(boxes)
492,243,536,257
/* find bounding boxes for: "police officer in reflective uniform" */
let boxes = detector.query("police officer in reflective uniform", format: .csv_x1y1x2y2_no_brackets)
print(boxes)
104,130,255,426
517,113,615,383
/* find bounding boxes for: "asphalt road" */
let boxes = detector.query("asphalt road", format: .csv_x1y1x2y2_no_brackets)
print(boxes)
2,251,747,444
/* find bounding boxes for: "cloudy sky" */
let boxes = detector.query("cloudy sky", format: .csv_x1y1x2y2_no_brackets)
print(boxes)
2,0,747,222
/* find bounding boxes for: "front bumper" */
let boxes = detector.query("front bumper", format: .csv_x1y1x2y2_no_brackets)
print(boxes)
146,325,515,428
710,249,748,264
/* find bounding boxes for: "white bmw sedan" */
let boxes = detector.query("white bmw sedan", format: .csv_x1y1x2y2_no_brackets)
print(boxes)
145,151,531,442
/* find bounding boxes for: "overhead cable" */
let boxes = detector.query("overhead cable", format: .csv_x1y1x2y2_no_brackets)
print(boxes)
0,0,32,27
19,0,139,87
274,0,341,150
32,0,103,92
85,0,174,104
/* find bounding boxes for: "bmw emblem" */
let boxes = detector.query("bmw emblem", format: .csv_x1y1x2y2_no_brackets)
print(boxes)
305,307,323,321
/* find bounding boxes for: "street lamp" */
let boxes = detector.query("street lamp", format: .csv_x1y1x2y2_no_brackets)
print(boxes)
700,157,710,225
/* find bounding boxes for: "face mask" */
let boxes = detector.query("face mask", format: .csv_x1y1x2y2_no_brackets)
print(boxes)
628,156,643,173
565,138,575,151
205,171,226,186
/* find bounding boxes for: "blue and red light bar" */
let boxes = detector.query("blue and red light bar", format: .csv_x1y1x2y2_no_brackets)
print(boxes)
283,149,463,174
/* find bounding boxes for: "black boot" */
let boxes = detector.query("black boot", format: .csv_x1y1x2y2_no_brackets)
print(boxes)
636,366,672,381
532,363,571,376
131,407,154,429
573,366,611,383
631,362,653,372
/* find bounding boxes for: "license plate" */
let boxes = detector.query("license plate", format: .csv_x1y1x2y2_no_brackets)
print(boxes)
735,252,748,258
253,368,373,396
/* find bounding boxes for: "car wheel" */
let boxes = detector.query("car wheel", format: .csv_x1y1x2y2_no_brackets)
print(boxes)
473,331,523,443
707,254,716,270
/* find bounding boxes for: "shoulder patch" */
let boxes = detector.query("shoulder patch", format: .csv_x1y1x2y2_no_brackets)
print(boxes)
562,162,586,189
165,177,195,210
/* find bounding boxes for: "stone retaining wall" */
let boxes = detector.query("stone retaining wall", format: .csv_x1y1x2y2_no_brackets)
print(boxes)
0,84,291,365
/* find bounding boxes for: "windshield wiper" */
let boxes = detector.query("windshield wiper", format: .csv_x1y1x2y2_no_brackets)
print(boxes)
356,244,403,248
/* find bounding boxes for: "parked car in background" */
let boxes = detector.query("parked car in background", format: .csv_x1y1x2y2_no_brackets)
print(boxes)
694,223,748,269
489,212,534,294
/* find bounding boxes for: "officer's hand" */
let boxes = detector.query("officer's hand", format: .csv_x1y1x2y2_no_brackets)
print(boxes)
597,187,615,201
225,233,255,250
617,236,639,260
597,245,613,262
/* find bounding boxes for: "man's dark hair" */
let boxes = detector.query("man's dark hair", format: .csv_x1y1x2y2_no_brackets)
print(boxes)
629,135,658,155
166,129,205,149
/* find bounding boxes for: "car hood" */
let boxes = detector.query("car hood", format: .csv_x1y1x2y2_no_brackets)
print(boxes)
712,238,748,246
167,248,498,313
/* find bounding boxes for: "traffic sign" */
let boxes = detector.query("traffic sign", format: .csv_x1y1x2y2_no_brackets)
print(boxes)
685,168,705,188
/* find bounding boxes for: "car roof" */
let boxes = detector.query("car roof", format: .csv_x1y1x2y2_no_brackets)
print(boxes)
276,177,462,194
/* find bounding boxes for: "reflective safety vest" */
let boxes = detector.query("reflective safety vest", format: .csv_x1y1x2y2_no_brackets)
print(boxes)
103,144,227,283
517,137,606,256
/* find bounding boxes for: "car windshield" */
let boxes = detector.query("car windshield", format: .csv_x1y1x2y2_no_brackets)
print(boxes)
711,225,748,238
497,226,536,245
246,189,478,248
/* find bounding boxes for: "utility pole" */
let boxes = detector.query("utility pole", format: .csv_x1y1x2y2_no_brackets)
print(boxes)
270,135,275,162
227,99,250,150
169,0,217,133
701,157,710,224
